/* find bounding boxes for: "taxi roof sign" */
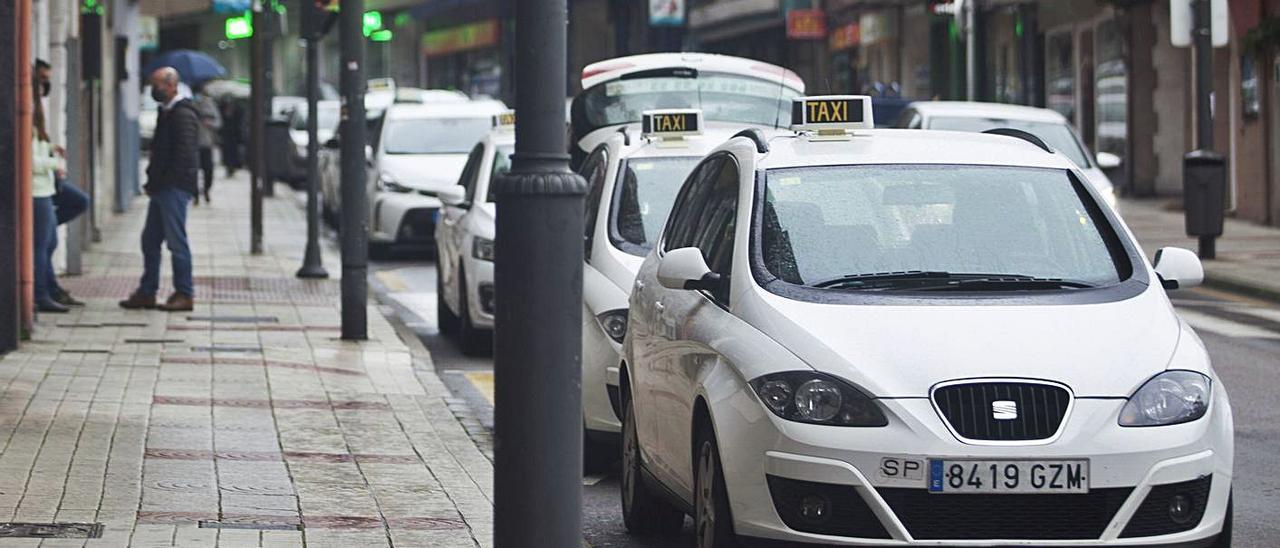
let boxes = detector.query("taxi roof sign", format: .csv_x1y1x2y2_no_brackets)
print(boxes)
791,95,874,132
492,110,516,129
641,109,702,139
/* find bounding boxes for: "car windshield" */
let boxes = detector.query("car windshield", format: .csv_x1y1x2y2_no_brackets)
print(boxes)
577,71,799,136
383,117,493,155
290,107,340,131
485,145,514,202
927,117,1092,168
760,165,1125,290
611,156,701,256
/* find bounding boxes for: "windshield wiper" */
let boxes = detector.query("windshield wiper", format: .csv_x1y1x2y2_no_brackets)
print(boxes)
811,271,1095,291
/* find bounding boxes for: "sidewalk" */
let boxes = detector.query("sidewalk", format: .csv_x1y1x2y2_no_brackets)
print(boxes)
0,173,492,547
1120,197,1280,300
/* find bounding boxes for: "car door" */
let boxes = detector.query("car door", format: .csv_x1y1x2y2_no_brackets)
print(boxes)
652,155,741,496
638,156,723,493
439,144,484,315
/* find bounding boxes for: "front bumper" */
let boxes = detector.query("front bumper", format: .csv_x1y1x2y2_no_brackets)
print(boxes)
462,254,494,330
370,192,441,244
716,386,1233,546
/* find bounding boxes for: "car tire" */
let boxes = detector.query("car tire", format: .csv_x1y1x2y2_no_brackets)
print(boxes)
1213,491,1233,548
457,269,491,356
436,271,460,337
620,390,684,536
694,422,738,548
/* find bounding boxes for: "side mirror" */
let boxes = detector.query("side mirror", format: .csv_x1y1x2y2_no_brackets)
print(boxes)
365,145,374,164
658,247,721,291
323,138,340,149
1096,152,1122,170
1153,247,1204,290
437,185,468,207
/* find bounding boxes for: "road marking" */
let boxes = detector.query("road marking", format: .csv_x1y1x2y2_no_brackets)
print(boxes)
1188,286,1275,308
374,270,410,292
465,372,494,405
1238,307,1280,325
1178,309,1280,340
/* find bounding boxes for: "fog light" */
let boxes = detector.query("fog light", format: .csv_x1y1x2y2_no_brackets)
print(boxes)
799,495,830,523
1168,493,1195,524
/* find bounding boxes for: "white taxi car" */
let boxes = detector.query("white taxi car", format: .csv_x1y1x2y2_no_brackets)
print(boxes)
896,101,1121,208
620,96,1232,547
434,112,515,355
578,109,781,461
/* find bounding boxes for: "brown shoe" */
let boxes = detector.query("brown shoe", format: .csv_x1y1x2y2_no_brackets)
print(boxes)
118,292,157,310
157,292,194,312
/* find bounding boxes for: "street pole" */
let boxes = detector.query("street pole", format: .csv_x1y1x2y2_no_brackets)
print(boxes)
297,0,328,280
1193,0,1215,258
339,0,368,340
965,0,978,101
262,8,276,199
492,0,586,546
249,1,266,255
0,0,20,351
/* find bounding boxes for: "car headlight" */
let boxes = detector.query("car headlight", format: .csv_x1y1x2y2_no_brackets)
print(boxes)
472,237,495,262
1119,371,1211,427
595,309,628,344
749,372,887,427
378,172,411,193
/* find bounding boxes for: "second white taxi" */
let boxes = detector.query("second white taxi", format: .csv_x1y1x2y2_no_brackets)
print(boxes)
620,96,1233,547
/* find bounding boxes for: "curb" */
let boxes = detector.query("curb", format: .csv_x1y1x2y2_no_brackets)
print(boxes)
1203,271,1280,304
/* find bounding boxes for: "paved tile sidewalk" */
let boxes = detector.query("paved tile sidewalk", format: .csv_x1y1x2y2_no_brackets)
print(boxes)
0,174,492,547
1120,197,1280,300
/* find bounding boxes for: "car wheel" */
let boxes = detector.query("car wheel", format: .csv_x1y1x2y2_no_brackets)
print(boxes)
694,422,737,548
1213,491,1233,548
436,270,459,337
457,269,491,356
620,390,684,536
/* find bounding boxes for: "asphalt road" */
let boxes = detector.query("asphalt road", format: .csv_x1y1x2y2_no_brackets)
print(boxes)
366,254,1280,547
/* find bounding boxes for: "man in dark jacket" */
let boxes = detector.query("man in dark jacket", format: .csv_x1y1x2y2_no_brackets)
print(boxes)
120,67,200,312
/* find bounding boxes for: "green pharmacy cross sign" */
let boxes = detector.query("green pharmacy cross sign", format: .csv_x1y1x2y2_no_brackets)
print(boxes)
225,13,253,40
81,0,104,15
363,10,383,37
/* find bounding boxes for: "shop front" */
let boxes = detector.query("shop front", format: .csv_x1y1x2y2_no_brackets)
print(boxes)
422,18,509,100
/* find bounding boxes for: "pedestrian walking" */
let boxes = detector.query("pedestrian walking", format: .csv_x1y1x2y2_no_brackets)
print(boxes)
193,85,221,205
220,100,245,177
35,59,90,307
119,67,200,312
30,67,68,314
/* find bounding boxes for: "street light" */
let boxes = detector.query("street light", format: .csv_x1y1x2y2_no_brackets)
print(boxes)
491,0,587,546
296,0,328,280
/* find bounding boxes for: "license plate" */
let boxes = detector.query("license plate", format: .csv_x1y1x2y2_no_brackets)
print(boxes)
928,459,1089,494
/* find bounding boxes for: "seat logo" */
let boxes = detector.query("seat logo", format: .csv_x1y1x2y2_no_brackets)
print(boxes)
992,400,1018,420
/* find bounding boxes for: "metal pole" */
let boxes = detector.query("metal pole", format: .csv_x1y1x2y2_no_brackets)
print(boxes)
492,0,586,546
262,9,276,199
339,0,368,340
0,0,21,351
965,0,978,101
1193,0,1215,258
249,1,266,255
297,0,328,279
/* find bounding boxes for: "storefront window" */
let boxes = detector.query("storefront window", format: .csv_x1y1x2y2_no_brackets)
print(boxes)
1046,32,1075,123
1094,19,1127,161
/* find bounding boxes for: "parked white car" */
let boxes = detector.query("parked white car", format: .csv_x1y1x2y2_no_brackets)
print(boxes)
577,110,783,462
620,96,1232,547
896,101,1120,209
434,113,515,355
570,52,805,168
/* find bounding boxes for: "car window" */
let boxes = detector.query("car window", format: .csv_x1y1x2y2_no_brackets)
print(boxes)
663,157,724,252
458,144,485,203
760,165,1127,289
610,156,701,257
691,159,739,303
484,145,514,203
579,147,610,259
926,116,1092,167
383,117,492,154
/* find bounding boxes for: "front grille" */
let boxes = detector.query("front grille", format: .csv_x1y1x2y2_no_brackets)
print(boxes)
878,487,1133,540
933,381,1070,442
766,476,891,539
1121,476,1213,538
397,208,438,242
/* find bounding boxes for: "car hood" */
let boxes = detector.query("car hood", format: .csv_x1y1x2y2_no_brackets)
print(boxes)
736,284,1179,398
380,154,468,192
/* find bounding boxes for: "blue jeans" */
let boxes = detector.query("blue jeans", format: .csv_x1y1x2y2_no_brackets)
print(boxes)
138,188,193,297
33,196,58,304
54,178,90,225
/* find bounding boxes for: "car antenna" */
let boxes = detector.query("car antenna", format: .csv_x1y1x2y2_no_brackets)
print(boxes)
773,65,787,130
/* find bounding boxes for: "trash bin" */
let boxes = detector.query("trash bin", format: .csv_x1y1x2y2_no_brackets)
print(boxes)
265,117,293,183
1182,150,1226,238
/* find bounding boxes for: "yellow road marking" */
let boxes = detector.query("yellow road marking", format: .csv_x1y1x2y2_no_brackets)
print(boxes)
465,372,494,405
374,270,409,292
